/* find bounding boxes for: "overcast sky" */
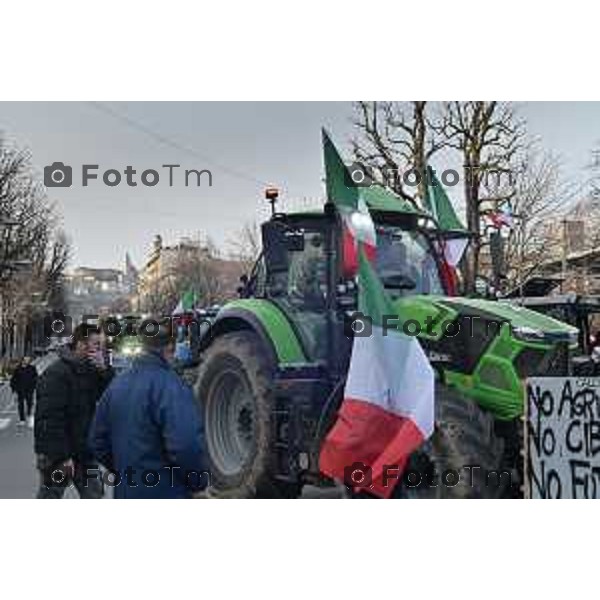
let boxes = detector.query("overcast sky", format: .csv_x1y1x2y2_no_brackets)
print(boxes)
1,102,598,270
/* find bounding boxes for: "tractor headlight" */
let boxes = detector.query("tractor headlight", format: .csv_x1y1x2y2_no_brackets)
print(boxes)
512,326,578,345
512,326,546,342
122,346,132,356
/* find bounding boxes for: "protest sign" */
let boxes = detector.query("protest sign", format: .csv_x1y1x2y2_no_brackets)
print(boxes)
526,377,600,499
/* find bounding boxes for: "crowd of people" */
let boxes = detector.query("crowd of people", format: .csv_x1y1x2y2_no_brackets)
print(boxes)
5,319,209,499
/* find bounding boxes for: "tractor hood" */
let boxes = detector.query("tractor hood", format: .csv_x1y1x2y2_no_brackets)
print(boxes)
443,296,578,342
388,294,576,420
390,294,578,344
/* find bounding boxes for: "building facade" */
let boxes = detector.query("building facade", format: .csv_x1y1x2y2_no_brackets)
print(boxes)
64,257,138,324
134,234,243,313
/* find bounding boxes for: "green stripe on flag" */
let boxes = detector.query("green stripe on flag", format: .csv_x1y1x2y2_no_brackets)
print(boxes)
182,290,197,311
423,166,465,232
322,129,359,210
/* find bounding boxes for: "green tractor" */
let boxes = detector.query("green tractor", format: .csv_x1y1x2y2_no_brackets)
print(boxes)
192,187,577,498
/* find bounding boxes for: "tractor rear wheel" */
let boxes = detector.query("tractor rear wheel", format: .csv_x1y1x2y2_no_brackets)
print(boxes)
391,385,509,499
194,330,301,498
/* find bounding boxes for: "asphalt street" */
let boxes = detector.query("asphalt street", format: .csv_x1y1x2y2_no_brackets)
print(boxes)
0,354,341,499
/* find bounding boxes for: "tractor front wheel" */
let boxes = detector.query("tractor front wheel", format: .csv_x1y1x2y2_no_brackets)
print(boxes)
392,385,509,498
195,330,300,498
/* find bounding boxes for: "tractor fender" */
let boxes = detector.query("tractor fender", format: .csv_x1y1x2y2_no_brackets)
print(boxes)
203,299,308,367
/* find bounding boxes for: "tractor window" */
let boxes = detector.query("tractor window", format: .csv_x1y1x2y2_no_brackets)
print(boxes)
266,227,329,361
287,231,327,309
374,224,444,296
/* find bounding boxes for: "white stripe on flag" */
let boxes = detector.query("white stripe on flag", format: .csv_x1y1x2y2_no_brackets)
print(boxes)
440,238,469,267
344,323,435,437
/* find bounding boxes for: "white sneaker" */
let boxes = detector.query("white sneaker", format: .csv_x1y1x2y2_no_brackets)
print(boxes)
27,416,34,429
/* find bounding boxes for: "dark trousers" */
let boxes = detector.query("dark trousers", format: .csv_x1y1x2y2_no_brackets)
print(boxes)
17,392,34,422
36,462,104,499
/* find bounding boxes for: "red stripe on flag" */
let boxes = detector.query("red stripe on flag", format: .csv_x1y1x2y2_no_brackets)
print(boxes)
342,225,359,278
319,398,425,498
342,225,376,279
439,258,457,296
364,241,377,263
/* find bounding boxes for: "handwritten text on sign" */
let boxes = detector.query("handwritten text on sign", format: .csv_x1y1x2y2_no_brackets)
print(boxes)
527,377,600,499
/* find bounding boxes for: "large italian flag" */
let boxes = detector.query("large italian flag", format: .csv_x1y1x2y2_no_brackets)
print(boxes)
319,132,436,498
319,249,435,497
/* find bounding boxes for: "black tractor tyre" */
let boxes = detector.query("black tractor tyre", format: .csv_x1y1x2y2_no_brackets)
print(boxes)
194,330,301,499
390,384,509,499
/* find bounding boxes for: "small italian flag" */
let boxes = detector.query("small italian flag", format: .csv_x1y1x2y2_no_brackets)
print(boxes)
172,290,198,316
423,165,469,268
319,248,435,497
322,130,376,277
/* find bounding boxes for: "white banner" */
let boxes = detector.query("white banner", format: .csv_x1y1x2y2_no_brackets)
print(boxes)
526,377,600,499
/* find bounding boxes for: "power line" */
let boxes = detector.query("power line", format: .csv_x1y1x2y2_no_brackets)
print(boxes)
87,101,275,189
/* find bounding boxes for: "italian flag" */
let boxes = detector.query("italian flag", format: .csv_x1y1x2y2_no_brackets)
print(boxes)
322,130,376,277
172,290,198,316
319,131,435,498
423,165,469,269
319,249,435,497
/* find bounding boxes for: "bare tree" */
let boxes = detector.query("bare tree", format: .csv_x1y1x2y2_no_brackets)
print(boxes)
499,148,575,290
0,142,52,269
437,101,526,292
0,137,71,356
168,251,225,307
141,243,235,315
351,101,447,203
142,280,170,315
44,230,71,311
228,222,261,271
575,145,600,251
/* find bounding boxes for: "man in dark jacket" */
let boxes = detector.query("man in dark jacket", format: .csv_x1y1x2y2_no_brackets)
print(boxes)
89,318,208,499
10,356,38,428
35,324,113,499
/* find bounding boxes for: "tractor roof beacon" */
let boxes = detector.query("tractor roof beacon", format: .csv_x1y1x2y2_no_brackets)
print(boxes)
192,187,577,499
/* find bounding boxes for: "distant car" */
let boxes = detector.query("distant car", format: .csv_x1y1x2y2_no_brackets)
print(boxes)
109,336,142,373
111,353,133,373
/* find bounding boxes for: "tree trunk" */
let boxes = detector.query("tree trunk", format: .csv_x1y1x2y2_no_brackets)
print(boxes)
462,158,480,294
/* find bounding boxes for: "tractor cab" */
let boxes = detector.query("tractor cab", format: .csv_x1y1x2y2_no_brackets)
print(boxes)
245,204,452,304
238,197,453,367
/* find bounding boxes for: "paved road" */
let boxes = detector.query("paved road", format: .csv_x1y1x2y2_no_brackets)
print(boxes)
0,354,342,499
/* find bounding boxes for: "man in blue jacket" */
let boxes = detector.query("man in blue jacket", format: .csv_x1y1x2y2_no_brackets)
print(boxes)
89,317,209,499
